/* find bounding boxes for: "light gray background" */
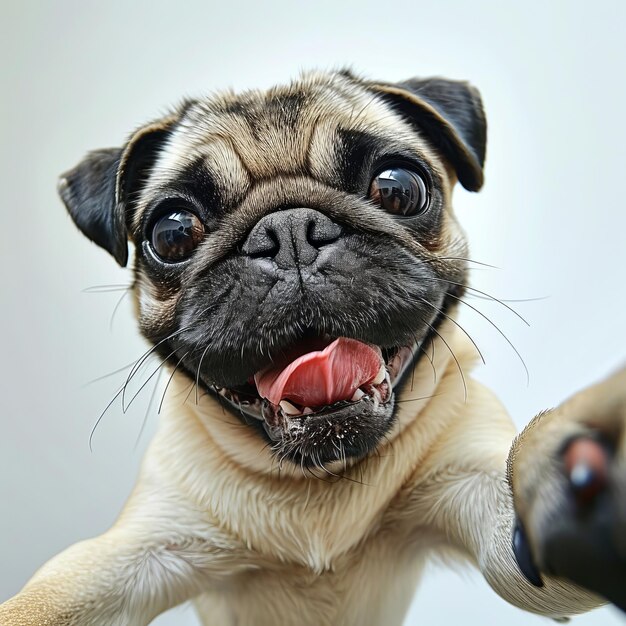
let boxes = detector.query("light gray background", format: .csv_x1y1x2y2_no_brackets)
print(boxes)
1,1,625,624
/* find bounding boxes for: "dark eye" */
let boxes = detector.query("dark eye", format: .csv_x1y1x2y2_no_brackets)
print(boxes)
150,210,205,262
368,167,429,216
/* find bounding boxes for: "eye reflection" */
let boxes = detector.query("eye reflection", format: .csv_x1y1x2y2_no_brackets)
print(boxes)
150,210,205,262
369,167,429,216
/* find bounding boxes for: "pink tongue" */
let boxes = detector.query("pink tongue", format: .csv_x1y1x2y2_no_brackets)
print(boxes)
254,338,382,407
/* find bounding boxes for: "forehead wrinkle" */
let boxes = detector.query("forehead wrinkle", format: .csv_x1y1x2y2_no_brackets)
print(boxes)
182,78,366,180
188,90,304,179
220,83,376,181
218,114,308,179
146,74,378,184
195,139,251,203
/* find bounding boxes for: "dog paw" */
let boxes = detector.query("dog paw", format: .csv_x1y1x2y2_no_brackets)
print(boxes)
510,367,626,611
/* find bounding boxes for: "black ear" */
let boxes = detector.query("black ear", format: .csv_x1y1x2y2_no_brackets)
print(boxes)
368,77,487,191
58,148,127,265
58,115,179,266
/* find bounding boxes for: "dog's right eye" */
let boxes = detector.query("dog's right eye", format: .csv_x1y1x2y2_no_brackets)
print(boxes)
149,210,205,262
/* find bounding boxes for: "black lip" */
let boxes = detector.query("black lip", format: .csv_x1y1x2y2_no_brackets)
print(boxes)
211,387,397,467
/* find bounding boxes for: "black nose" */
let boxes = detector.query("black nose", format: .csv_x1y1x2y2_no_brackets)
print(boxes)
242,208,342,268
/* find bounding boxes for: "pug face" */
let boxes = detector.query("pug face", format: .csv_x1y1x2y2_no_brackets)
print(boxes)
59,70,486,467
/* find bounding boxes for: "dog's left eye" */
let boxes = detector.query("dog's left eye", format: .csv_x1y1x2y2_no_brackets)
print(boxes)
368,167,429,216
149,210,205,262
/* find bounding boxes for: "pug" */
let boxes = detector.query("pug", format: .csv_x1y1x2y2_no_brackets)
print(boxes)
1,70,624,626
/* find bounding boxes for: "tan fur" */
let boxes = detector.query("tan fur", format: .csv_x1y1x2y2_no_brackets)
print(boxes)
1,315,613,625
3,71,622,625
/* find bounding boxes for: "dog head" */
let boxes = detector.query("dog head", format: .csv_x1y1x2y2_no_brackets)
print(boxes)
59,70,486,468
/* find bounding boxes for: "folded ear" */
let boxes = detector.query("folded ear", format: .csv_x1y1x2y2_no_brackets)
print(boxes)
58,113,180,266
367,77,487,191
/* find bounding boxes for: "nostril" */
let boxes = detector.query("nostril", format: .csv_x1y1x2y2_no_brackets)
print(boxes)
306,221,319,247
262,228,280,257
306,218,342,249
244,225,280,259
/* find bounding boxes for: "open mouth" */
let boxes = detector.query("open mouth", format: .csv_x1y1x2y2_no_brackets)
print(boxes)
209,335,417,455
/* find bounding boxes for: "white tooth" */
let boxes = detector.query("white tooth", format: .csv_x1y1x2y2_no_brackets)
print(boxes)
279,400,301,416
372,364,386,385
302,407,313,415
351,388,365,402
218,388,228,397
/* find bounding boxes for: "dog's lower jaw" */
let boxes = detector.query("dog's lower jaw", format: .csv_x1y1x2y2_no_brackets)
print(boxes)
174,311,471,477
208,346,400,469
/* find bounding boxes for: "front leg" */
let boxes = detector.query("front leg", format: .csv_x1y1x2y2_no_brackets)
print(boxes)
0,465,248,625
406,377,603,618
510,366,626,610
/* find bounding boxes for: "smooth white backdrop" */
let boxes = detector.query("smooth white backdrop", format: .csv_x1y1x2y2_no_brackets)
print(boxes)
1,1,625,624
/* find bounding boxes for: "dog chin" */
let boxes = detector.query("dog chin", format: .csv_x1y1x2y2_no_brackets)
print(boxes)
202,336,421,468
